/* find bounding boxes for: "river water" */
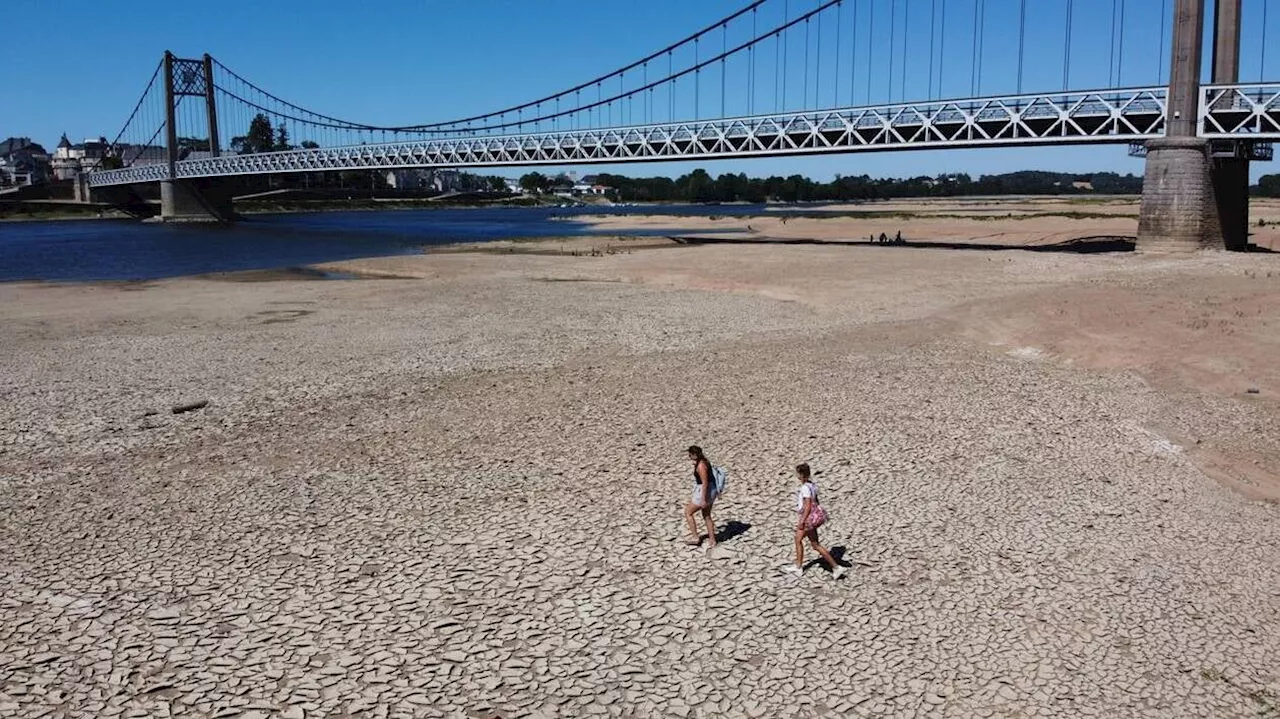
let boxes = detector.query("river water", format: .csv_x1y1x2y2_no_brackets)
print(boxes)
0,205,764,283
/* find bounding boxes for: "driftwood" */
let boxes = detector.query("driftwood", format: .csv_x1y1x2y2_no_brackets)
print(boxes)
171,400,209,415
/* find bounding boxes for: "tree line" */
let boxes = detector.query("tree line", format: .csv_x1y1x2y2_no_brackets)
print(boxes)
228,114,318,155
523,169,1145,203
1254,175,1280,197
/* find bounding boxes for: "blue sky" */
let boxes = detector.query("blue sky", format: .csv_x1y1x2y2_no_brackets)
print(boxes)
4,0,1276,181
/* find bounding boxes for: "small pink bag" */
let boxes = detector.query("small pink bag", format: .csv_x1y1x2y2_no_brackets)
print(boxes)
804,504,828,530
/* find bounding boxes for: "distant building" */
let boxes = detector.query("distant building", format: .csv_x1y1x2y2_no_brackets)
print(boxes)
50,134,76,179
0,137,51,187
431,169,464,193
384,170,413,190
50,134,167,180
569,175,614,197
572,181,611,196
385,169,438,190
116,142,167,166
51,135,109,179
381,169,465,192
177,149,214,162
48,133,166,181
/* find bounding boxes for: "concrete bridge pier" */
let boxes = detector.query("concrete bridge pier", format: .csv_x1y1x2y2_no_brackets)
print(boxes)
1137,0,1247,252
158,179,236,222
1138,0,1216,251
1138,138,1223,251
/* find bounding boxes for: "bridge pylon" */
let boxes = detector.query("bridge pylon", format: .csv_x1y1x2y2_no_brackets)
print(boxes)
1137,0,1260,252
1208,0,1250,251
159,51,233,222
1137,0,1223,251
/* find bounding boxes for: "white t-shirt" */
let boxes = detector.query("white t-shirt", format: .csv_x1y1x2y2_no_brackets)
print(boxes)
796,482,818,512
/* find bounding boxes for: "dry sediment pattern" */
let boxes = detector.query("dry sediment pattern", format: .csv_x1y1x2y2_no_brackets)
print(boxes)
1,244,1279,718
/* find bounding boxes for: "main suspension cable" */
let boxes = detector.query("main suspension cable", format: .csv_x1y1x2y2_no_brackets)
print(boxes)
1108,0,1118,86
900,0,909,102
1116,0,1126,85
928,0,937,100
1063,0,1074,90
867,0,875,103
834,0,842,105
1017,0,1027,93
889,0,897,102
1261,0,1270,83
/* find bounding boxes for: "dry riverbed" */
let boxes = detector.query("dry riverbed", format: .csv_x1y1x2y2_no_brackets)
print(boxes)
2,226,1279,718
568,196,1280,252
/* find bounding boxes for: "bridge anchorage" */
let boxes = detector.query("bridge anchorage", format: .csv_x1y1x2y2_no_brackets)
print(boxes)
85,0,1277,252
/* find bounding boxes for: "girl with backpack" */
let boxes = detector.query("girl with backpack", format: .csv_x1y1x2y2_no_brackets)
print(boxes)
683,445,718,548
784,463,846,579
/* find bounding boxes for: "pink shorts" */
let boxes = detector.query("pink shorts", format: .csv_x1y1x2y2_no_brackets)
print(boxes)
802,505,827,531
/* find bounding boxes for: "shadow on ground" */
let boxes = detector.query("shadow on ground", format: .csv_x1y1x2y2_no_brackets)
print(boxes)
672,234,1138,254
716,520,751,543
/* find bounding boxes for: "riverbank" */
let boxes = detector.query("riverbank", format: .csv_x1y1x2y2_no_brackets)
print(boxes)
566,196,1280,252
0,203,136,222
2,237,1278,717
0,194,554,223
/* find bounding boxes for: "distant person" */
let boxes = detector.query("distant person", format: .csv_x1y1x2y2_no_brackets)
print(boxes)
878,232,888,244
683,445,718,548
783,463,846,578
894,230,902,244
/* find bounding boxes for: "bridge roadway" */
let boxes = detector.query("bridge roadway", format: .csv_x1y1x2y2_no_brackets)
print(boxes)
85,84,1279,188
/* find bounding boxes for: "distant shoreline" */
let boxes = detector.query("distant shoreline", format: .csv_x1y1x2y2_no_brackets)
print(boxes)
0,194,1149,224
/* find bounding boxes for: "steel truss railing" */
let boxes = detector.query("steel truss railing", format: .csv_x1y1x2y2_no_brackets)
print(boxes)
1199,83,1280,138
87,86,1183,187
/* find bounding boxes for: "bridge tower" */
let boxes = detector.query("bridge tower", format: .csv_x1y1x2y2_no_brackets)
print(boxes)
1209,0,1250,250
159,51,234,222
1137,0,1259,251
1137,0,1222,251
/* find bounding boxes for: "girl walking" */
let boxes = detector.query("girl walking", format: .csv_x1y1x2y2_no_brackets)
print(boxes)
683,445,718,548
785,463,846,579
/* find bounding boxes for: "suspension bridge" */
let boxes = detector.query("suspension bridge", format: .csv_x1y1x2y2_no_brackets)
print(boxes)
83,0,1279,251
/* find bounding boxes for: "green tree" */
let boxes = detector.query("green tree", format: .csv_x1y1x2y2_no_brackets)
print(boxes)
487,176,508,193
300,140,319,149
242,113,275,154
1256,174,1280,197
520,172,549,193
275,124,291,151
678,169,715,202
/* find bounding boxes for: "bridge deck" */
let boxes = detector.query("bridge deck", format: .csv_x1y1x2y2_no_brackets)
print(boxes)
86,84,1280,188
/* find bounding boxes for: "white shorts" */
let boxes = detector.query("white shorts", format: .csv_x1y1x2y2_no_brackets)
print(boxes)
691,485,717,508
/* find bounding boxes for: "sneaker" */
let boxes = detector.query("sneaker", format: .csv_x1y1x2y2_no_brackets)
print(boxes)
782,564,804,577
832,566,847,580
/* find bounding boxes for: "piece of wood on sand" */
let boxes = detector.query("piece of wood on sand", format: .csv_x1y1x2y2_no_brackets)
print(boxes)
171,400,209,415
